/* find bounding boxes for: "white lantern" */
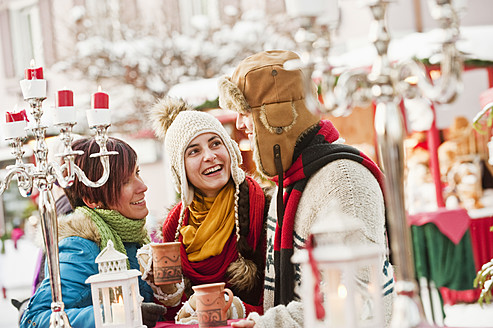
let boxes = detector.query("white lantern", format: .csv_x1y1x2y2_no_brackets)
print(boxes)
85,240,145,328
292,209,385,328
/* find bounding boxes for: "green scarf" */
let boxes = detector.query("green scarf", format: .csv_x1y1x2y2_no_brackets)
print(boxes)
76,206,150,268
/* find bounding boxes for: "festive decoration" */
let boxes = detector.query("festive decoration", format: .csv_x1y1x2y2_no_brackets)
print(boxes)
292,208,384,328
474,254,493,306
56,89,74,107
53,89,76,125
87,86,111,126
19,59,47,99
92,87,110,109
86,240,145,328
25,59,44,80
472,87,493,165
2,109,28,140
0,64,117,328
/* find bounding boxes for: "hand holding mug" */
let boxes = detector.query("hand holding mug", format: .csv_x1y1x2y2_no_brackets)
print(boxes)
151,242,182,285
192,282,234,328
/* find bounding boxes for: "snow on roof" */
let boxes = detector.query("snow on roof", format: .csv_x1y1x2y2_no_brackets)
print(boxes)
330,25,493,69
165,25,493,107
167,77,219,107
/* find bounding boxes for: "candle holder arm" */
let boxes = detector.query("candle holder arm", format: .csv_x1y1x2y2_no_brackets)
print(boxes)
332,70,373,116
394,0,463,104
47,152,83,189
393,48,463,105
0,165,34,196
72,154,117,188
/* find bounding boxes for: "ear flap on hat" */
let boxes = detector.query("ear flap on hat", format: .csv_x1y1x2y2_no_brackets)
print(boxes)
258,102,298,134
218,76,251,114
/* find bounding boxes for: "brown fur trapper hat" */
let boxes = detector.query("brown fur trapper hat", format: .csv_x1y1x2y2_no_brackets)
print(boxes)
218,50,320,177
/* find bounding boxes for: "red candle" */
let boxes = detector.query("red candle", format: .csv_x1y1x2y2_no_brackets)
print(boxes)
6,109,28,122
91,90,109,109
56,90,74,107
24,67,44,80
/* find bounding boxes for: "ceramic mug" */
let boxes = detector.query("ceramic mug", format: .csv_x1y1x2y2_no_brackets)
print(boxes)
151,242,182,285
192,282,234,328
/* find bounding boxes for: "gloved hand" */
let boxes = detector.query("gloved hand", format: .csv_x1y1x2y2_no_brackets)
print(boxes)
136,244,154,281
175,294,197,324
227,296,246,319
141,302,167,328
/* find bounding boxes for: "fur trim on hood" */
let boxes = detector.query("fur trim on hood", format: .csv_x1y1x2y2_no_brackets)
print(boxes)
58,211,101,245
217,76,251,115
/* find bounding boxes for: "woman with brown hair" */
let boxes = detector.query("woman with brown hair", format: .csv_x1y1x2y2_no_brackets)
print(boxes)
20,137,165,328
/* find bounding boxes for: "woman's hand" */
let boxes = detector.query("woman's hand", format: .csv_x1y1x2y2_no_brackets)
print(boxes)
231,319,256,328
136,244,155,282
176,294,198,324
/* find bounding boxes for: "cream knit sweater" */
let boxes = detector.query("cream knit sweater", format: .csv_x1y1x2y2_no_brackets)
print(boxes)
249,159,395,328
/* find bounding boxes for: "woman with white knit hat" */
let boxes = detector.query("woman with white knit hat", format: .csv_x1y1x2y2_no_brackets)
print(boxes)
141,96,269,323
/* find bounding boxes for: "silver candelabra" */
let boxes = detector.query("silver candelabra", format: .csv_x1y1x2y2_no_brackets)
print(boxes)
0,83,117,328
286,0,463,327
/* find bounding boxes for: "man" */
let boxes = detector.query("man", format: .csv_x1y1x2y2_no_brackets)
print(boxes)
218,50,394,327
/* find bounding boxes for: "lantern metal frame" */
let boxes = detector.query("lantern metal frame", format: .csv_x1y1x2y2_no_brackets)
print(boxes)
85,240,145,328
294,245,384,328
293,224,385,328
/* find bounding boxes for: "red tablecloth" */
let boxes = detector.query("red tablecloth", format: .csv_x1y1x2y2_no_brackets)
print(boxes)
156,320,240,328
437,214,493,305
407,208,470,244
408,209,493,271
469,215,493,271
154,320,485,328
408,208,493,305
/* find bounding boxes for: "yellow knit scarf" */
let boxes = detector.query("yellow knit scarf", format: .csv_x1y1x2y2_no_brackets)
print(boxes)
180,181,235,262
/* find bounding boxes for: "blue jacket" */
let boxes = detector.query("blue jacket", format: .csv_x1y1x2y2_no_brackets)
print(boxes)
20,235,153,327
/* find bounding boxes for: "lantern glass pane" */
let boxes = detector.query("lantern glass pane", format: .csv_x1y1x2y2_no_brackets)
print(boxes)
131,283,139,323
97,289,105,323
110,286,123,303
321,267,348,327
109,286,125,324
353,260,383,327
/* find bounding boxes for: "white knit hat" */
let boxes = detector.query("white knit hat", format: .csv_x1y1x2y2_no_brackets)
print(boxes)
149,96,245,208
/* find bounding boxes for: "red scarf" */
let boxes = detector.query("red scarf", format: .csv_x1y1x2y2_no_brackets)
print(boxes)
271,120,384,305
162,176,265,285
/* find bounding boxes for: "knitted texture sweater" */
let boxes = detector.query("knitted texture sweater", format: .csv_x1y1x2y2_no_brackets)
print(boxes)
254,159,395,328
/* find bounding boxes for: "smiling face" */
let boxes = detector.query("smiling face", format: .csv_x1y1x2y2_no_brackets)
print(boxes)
184,132,231,198
236,112,255,144
112,165,149,220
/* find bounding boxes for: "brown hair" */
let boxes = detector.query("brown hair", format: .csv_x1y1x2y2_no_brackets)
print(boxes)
64,137,137,209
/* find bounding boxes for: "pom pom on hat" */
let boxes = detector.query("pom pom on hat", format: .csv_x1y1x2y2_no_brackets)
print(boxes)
149,96,193,140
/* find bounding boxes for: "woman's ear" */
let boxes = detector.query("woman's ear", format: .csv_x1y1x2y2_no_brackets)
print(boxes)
83,198,101,209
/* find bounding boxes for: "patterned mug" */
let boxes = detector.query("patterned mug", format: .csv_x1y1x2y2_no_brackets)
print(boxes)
192,282,234,328
151,242,182,285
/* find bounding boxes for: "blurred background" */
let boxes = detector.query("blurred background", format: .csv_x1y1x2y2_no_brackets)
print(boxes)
1,1,493,326
1,0,492,223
